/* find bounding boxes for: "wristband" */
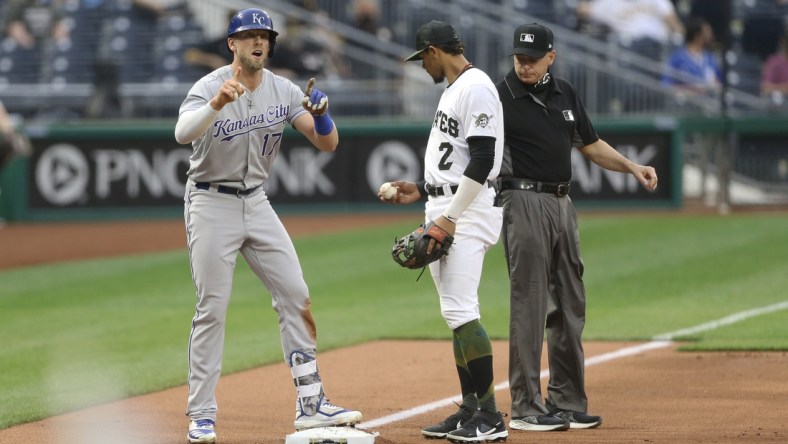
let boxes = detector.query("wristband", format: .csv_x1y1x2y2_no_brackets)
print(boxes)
442,176,484,223
415,180,427,197
313,113,334,136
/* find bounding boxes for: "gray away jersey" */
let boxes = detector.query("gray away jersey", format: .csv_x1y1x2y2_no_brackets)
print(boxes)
179,66,308,188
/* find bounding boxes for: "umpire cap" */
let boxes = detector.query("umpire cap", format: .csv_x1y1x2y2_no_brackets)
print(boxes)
405,20,461,61
512,23,553,59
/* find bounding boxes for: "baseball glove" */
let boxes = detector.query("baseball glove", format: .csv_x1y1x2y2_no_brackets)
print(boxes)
392,221,454,269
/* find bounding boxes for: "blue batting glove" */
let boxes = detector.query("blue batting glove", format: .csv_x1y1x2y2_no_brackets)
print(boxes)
302,78,329,116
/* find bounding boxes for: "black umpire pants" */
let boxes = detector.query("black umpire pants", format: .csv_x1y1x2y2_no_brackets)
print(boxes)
500,188,589,417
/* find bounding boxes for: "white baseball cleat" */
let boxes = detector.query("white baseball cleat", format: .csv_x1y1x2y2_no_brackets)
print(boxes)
294,397,363,430
188,419,216,443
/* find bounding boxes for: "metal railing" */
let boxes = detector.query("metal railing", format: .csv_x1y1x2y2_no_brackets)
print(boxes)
1,0,782,121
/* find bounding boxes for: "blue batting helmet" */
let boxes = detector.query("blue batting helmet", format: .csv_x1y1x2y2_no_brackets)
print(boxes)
226,8,278,57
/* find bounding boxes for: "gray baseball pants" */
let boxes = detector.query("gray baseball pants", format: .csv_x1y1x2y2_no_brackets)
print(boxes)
500,188,588,418
184,188,317,421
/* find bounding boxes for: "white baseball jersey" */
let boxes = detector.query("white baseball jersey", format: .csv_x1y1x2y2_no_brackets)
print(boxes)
178,65,308,188
423,67,504,330
424,67,504,188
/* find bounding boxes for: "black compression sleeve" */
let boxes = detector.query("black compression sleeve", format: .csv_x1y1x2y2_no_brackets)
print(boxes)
464,136,495,184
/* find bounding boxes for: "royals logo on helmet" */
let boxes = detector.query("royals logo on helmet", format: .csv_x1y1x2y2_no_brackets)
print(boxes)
252,13,266,26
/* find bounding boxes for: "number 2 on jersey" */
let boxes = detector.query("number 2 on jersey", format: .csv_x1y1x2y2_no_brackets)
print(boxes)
261,132,283,156
438,142,454,170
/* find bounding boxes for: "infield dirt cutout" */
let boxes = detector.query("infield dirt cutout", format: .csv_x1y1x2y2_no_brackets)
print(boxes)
1,215,786,443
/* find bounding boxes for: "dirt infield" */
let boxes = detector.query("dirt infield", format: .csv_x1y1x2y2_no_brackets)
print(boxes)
1,216,787,443
0,213,422,270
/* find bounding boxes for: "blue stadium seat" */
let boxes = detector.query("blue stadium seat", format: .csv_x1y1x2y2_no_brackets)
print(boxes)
107,4,158,83
153,10,209,83
728,52,763,95
48,38,95,84
0,39,42,84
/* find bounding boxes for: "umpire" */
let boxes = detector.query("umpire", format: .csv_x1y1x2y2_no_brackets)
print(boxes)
495,23,658,432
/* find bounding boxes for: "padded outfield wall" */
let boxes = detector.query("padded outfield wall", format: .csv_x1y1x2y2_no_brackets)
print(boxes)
2,116,783,222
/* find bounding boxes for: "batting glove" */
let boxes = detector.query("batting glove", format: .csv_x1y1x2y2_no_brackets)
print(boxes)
302,78,329,116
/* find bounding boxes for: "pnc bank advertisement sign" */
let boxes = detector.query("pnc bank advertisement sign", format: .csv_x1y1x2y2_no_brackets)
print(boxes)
25,129,673,211
31,143,191,208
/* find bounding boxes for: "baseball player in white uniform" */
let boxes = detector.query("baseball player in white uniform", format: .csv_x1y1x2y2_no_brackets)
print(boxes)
174,8,361,443
381,21,507,443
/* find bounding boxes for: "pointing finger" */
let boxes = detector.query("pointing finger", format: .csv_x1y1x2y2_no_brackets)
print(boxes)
230,67,245,97
304,77,315,96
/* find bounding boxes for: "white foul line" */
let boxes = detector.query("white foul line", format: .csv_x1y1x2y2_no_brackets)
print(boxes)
652,300,788,341
357,300,788,430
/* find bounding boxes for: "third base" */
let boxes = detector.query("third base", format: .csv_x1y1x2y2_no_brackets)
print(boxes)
285,426,378,444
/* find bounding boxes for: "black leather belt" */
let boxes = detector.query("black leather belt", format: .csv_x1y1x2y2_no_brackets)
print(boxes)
425,183,458,197
499,178,570,197
425,180,494,197
195,182,260,196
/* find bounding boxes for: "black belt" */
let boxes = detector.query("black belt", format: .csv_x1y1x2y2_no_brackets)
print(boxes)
498,178,570,197
195,182,261,196
425,184,458,197
425,180,494,197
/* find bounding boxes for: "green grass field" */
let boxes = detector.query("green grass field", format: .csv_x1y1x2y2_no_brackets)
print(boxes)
1,212,787,428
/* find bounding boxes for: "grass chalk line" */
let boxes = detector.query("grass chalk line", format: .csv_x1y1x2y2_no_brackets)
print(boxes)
357,300,788,430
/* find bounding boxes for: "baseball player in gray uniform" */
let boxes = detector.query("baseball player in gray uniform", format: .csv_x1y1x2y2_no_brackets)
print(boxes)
174,9,361,443
381,21,507,443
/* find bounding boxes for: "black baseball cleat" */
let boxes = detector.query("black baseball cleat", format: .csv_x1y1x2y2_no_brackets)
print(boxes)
552,409,602,429
446,410,508,442
421,404,475,439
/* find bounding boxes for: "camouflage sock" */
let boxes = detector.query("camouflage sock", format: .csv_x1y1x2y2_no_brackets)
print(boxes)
454,320,497,413
453,334,479,410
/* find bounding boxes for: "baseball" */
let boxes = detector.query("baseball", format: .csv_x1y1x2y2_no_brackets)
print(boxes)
379,182,397,200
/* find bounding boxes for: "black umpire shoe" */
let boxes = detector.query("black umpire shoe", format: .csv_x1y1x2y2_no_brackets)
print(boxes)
552,409,603,429
508,413,569,431
446,410,508,442
421,404,475,439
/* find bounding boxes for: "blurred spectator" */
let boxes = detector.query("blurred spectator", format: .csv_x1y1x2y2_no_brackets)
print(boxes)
577,0,684,59
182,36,233,75
132,0,169,16
687,0,732,50
761,29,788,103
277,13,349,80
182,10,235,76
345,0,393,80
84,0,173,118
183,12,328,80
662,17,722,96
1,0,69,49
350,0,391,41
268,17,332,79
